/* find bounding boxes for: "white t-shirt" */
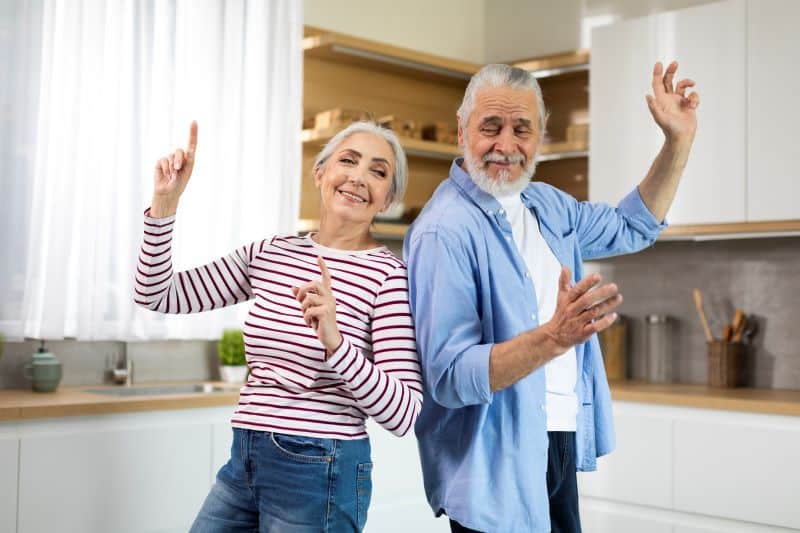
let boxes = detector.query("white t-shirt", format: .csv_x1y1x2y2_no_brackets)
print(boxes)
494,192,578,431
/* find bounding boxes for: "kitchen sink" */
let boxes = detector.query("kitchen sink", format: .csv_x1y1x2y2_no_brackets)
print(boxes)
83,383,240,396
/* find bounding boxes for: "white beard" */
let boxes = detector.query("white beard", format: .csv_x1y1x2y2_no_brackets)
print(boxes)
463,145,537,197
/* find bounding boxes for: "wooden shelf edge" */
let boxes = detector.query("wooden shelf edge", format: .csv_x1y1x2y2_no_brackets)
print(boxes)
303,29,480,80
660,220,800,240
302,128,461,160
514,49,590,78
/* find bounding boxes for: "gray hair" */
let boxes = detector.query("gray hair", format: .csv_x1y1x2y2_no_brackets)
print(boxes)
312,121,408,206
456,64,548,135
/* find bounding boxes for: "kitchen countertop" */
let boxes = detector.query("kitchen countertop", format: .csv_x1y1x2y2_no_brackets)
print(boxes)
0,381,240,422
1,381,799,422
610,380,800,417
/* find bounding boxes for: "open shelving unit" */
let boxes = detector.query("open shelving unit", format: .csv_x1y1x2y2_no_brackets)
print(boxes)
299,29,593,240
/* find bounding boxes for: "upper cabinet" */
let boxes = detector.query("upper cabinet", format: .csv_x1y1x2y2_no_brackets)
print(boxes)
590,0,747,226
747,0,800,222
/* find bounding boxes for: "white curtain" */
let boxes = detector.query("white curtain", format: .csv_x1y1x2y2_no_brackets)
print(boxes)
0,0,303,341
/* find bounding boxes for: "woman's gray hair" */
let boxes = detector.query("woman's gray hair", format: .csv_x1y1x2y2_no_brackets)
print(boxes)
312,121,408,206
456,64,548,135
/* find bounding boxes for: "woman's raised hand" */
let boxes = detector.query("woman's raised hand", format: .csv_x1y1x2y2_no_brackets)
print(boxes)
150,121,198,217
292,257,344,358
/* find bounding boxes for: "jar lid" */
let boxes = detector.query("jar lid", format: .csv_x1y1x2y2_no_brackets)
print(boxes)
646,314,670,324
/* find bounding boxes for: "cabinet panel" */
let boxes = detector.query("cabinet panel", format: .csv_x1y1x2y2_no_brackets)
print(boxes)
673,415,800,529
578,407,673,509
212,421,233,484
746,0,800,221
365,419,445,532
0,434,18,533
18,422,211,533
590,0,746,225
580,499,672,533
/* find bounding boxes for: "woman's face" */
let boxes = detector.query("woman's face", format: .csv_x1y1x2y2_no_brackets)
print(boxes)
314,131,395,225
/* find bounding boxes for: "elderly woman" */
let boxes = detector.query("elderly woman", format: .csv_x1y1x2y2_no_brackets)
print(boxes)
135,120,422,532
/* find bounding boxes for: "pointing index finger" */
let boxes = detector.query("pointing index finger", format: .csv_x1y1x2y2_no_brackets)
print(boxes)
317,256,331,288
187,120,198,155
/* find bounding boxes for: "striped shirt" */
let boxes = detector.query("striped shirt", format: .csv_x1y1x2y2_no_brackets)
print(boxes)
135,210,423,439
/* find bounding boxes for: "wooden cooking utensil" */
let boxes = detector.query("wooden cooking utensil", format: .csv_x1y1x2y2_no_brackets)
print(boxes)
693,289,715,343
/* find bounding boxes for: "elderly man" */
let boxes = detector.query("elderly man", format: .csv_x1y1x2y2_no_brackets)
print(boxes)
403,62,698,532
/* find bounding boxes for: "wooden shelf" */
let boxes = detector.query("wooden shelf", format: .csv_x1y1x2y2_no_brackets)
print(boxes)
660,219,800,240
514,49,590,78
297,218,409,240
303,28,480,83
302,128,461,161
538,140,588,162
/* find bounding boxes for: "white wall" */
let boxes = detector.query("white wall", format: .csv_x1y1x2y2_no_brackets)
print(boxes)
304,0,485,63
484,0,584,62
305,0,726,63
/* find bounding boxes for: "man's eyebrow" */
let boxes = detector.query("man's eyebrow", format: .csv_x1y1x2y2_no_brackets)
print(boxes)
479,116,504,126
514,118,533,128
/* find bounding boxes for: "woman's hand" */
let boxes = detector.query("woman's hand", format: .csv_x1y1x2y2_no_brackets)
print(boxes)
292,257,343,357
150,121,198,217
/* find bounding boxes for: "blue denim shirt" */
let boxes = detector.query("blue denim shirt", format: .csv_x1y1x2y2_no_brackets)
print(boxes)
403,159,666,532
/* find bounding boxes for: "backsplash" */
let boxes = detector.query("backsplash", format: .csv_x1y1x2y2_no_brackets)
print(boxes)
2,236,798,391
586,236,800,390
0,339,218,389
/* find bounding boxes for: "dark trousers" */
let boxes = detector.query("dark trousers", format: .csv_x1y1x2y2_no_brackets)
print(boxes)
449,431,581,533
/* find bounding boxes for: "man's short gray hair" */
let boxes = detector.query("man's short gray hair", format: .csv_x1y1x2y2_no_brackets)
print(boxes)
312,121,408,206
456,64,548,135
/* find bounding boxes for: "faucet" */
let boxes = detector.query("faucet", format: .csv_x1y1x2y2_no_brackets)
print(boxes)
109,353,134,386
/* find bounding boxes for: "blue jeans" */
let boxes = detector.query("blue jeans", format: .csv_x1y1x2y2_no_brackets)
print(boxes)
546,431,581,533
190,428,373,532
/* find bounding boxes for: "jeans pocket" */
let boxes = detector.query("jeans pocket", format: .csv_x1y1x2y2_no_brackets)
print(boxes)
356,462,373,531
270,432,334,464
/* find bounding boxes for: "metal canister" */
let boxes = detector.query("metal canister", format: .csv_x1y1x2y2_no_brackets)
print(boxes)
645,314,674,383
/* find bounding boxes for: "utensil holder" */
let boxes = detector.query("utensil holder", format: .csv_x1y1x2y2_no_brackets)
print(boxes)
707,341,746,388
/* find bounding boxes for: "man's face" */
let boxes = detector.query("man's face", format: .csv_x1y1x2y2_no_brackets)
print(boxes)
459,86,541,194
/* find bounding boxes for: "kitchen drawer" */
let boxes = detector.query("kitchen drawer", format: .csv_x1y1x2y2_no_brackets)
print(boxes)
673,412,800,529
579,404,673,509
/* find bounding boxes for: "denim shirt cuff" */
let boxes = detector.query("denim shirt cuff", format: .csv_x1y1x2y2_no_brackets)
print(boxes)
618,186,668,238
460,343,494,405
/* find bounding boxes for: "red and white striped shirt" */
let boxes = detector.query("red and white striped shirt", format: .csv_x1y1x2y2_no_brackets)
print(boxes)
135,210,423,439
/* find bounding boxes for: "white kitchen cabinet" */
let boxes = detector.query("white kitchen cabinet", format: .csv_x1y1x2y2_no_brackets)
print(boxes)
15,407,232,533
746,0,800,222
211,420,233,485
580,402,800,532
674,412,800,529
365,419,447,533
580,499,673,533
0,428,18,533
590,0,747,225
578,408,672,508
